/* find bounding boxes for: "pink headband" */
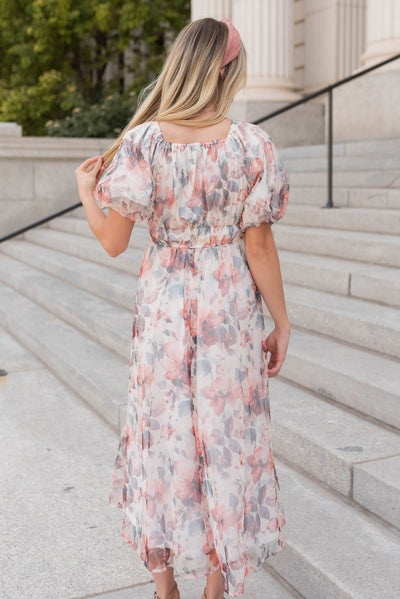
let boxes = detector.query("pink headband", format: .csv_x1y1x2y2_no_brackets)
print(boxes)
219,17,241,73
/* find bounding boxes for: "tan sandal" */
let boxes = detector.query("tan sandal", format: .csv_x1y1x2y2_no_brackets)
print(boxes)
154,579,180,599
201,586,225,599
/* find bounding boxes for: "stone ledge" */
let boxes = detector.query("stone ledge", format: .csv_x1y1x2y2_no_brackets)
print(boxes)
0,122,22,137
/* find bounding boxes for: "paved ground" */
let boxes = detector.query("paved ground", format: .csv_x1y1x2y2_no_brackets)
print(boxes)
0,328,297,599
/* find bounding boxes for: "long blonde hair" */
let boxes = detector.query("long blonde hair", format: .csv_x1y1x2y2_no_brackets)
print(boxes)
102,17,247,164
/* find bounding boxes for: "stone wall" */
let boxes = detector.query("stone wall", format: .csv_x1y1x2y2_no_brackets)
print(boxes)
0,124,111,238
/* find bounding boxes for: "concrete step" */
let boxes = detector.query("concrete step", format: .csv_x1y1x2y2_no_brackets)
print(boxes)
288,169,400,188
0,330,144,599
8,228,400,359
20,220,400,309
1,239,139,310
47,214,150,246
9,231,400,358
6,235,400,311
280,137,400,159
281,283,400,360
353,455,400,531
268,377,400,499
23,227,147,274
279,249,400,308
66,205,86,218
3,240,399,430
283,204,400,235
274,225,400,268
269,457,400,599
2,252,399,527
266,320,400,430
0,283,127,432
341,187,400,209
285,186,400,209
283,154,400,172
6,330,297,599
2,273,400,539
0,253,133,359
6,328,398,599
28,221,400,311
27,218,400,277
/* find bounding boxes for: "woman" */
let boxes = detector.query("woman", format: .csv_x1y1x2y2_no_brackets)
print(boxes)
75,16,291,599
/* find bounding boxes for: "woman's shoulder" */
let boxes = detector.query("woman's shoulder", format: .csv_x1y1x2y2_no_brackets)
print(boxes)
121,121,158,143
118,121,161,158
234,120,271,141
233,120,274,158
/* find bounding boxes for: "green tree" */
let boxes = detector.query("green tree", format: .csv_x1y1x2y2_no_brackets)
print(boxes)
0,0,190,136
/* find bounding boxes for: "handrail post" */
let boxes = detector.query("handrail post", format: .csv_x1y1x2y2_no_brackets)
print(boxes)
324,88,334,208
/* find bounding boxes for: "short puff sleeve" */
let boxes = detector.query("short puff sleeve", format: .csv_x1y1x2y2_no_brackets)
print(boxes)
94,124,155,223
239,130,289,232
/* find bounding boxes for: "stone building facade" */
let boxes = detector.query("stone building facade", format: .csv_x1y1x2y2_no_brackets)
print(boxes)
191,0,400,145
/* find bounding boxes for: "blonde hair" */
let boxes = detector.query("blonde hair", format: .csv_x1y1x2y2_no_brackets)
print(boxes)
102,17,247,164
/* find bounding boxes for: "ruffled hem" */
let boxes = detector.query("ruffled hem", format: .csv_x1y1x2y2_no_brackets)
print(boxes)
108,499,287,597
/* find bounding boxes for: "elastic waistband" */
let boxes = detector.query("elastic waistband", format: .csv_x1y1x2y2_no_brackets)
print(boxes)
149,225,243,249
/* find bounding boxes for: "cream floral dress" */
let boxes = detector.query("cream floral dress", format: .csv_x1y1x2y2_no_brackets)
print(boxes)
94,118,290,597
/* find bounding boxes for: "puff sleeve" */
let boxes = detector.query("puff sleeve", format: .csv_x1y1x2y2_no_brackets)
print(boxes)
239,130,289,232
94,124,155,223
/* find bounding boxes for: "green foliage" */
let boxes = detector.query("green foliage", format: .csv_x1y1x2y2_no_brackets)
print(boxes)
0,0,190,136
46,92,137,138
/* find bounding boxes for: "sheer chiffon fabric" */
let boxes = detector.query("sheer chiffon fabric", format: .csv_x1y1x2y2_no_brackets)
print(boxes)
95,119,289,596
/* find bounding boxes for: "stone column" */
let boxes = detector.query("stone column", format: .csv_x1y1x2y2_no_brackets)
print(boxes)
337,0,367,78
233,0,301,101
190,0,308,146
304,0,367,92
334,0,400,140
191,0,232,21
360,0,400,71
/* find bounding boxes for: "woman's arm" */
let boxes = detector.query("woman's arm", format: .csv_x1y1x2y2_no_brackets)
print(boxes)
245,222,291,377
75,156,134,257
245,222,291,331
80,189,134,257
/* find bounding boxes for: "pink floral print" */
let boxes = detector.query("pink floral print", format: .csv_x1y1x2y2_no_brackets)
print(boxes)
94,119,290,597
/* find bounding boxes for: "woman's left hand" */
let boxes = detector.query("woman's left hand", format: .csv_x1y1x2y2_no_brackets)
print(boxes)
75,156,107,199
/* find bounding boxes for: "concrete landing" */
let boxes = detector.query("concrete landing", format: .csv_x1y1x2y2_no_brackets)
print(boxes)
0,329,298,599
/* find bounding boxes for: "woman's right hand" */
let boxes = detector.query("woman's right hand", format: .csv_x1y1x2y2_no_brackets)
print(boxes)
262,325,291,378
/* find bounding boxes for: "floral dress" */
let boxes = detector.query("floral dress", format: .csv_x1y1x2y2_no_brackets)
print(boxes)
94,119,290,597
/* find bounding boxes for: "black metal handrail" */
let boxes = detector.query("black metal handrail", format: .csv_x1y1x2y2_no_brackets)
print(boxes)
1,51,400,244
1,202,83,243
252,51,400,210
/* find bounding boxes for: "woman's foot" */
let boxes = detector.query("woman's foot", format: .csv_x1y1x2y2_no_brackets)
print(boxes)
154,579,180,599
201,586,225,599
204,562,225,599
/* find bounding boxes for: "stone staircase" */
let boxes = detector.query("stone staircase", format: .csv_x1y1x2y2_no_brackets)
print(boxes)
1,137,400,599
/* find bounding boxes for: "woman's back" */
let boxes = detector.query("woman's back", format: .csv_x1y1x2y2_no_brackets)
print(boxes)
94,119,289,597
156,116,234,144
95,119,289,247
79,15,292,599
